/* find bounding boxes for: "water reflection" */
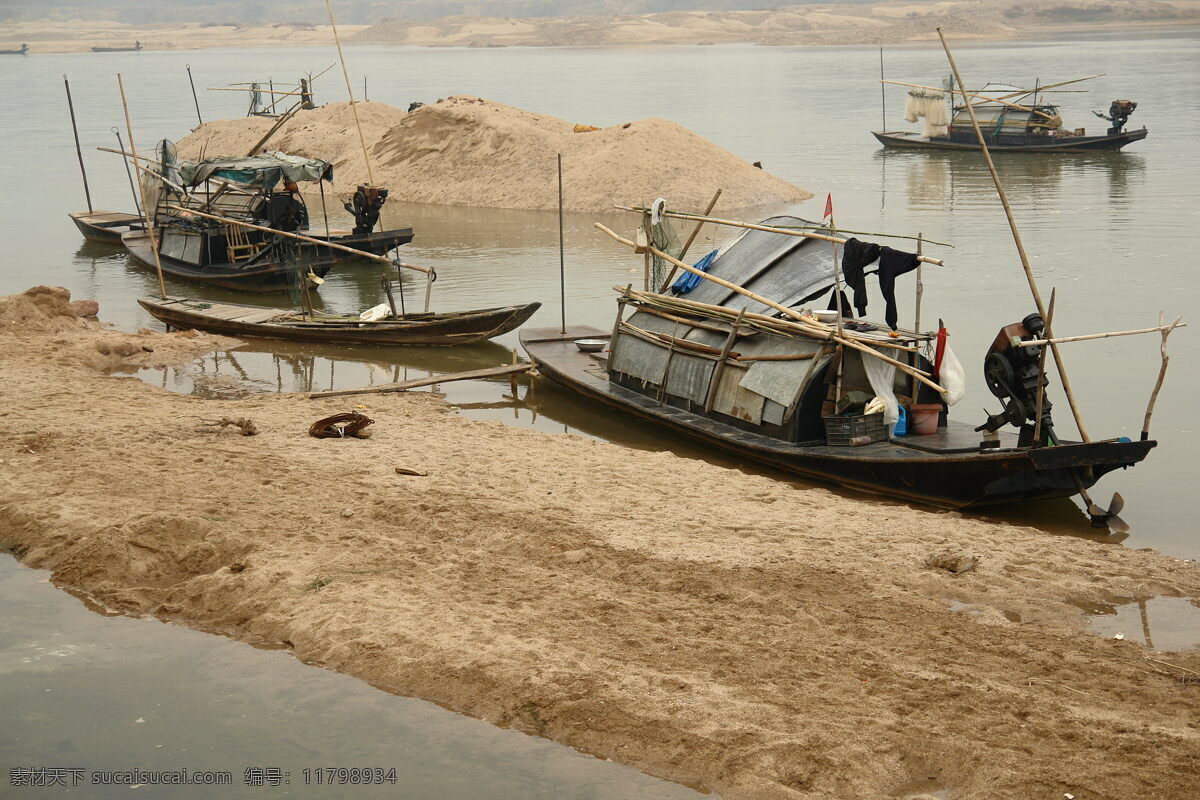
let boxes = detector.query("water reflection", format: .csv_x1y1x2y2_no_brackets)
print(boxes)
1079,595,1200,652
875,148,1147,214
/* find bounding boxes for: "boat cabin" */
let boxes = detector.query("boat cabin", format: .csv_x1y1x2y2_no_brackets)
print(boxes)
604,217,943,445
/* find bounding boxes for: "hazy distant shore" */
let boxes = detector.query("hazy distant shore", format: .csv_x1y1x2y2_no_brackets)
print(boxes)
4,1,1200,53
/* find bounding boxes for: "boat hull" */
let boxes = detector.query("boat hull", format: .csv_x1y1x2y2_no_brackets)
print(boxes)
873,128,1148,152
521,327,1154,510
319,228,414,260
122,231,334,293
70,211,143,245
139,296,541,346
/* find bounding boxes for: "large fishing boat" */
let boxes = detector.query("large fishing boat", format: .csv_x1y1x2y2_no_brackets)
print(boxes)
118,147,413,292
522,209,1175,517
873,78,1147,152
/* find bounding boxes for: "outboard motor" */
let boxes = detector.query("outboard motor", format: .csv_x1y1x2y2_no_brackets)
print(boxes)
344,184,388,235
976,312,1053,446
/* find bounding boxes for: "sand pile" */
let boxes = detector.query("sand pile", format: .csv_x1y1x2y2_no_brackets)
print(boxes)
0,285,239,372
2,288,1199,799
176,97,811,212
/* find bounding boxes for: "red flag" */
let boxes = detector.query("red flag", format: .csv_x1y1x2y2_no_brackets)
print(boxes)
823,193,833,219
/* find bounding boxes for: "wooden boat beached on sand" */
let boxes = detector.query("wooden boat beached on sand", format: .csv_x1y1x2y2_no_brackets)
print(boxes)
139,296,541,346
523,207,1172,514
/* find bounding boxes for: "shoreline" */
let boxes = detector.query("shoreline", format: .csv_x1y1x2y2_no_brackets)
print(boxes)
2,286,1198,799
4,9,1199,53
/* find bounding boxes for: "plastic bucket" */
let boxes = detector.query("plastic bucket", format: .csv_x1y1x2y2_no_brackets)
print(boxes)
908,404,941,436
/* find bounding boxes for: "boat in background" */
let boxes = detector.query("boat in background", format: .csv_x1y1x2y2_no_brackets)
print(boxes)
874,78,1147,152
91,41,142,53
70,210,144,244
1,43,28,55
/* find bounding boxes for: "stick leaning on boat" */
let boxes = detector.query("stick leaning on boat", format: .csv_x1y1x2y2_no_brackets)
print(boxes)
593,222,947,395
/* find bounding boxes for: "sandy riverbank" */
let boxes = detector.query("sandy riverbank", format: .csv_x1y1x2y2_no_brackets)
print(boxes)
1,286,1198,799
3,1,1199,52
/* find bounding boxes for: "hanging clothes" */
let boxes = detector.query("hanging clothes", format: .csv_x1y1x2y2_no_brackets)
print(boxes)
840,237,881,317
877,246,920,330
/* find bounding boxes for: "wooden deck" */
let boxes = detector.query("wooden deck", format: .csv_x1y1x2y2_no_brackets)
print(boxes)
151,297,292,325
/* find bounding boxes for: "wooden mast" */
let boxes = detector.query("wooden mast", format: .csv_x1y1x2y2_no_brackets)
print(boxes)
63,75,92,213
117,74,166,299
936,27,1089,442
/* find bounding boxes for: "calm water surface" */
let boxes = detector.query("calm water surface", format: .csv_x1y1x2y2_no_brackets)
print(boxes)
0,33,1197,791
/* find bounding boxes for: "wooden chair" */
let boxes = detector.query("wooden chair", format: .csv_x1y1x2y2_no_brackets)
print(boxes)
225,224,265,263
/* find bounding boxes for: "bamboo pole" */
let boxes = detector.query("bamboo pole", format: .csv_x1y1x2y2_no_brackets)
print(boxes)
244,103,301,156
325,0,389,231
614,286,921,352
911,232,923,400
705,307,744,413
1032,289,1056,445
96,147,193,196
163,204,431,274
937,27,1089,442
595,223,946,394
881,79,1060,121
117,74,166,300
1141,314,1183,441
558,153,567,334
208,87,308,96
1015,323,1187,347
112,129,141,216
63,76,92,213
186,65,202,125
423,271,433,313
613,205,946,266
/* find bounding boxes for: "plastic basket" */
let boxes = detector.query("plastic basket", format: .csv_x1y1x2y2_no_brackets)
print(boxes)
823,412,887,446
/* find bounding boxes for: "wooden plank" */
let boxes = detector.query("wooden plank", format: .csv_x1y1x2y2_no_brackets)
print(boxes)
309,363,533,399
521,325,609,344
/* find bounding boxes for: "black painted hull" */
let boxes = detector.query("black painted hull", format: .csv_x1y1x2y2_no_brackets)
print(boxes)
521,328,1154,510
873,128,1148,152
122,231,334,293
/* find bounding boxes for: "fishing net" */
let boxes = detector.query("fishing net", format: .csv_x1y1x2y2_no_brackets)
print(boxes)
647,199,682,291
268,235,315,305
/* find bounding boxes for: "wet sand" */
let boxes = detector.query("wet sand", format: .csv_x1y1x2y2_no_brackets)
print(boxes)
2,286,1198,799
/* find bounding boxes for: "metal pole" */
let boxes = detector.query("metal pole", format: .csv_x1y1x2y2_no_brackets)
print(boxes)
63,75,92,213
879,48,886,131
112,128,141,216
363,75,367,101
117,74,167,300
186,64,202,125
936,27,1089,442
911,233,923,400
558,153,567,335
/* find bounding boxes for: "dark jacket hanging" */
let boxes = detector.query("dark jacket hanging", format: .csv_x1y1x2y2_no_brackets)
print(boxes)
877,246,921,330
840,237,881,317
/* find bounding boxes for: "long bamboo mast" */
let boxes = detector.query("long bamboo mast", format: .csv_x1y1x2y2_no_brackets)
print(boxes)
614,205,946,266
117,74,166,299
936,27,1089,442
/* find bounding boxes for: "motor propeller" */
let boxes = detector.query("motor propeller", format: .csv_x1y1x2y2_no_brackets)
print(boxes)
1087,491,1129,532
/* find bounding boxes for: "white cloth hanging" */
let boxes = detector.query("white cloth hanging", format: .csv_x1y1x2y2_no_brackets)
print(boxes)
861,349,900,428
938,345,965,406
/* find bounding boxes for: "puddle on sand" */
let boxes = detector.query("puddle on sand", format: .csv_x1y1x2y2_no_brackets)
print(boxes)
1079,595,1200,651
0,557,709,799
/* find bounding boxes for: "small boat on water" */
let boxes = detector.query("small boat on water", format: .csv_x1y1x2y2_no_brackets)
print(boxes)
522,211,1163,511
91,41,142,53
1,44,28,55
69,210,144,244
874,78,1147,153
138,296,541,346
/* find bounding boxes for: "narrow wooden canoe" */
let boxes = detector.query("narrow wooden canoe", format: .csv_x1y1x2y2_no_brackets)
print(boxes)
139,296,542,346
520,326,1155,510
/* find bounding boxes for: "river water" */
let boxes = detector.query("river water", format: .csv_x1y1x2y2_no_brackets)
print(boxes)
0,31,1197,793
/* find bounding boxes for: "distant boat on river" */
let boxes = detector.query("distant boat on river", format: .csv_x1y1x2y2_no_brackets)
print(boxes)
874,76,1147,153
91,41,142,53
1,43,29,55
